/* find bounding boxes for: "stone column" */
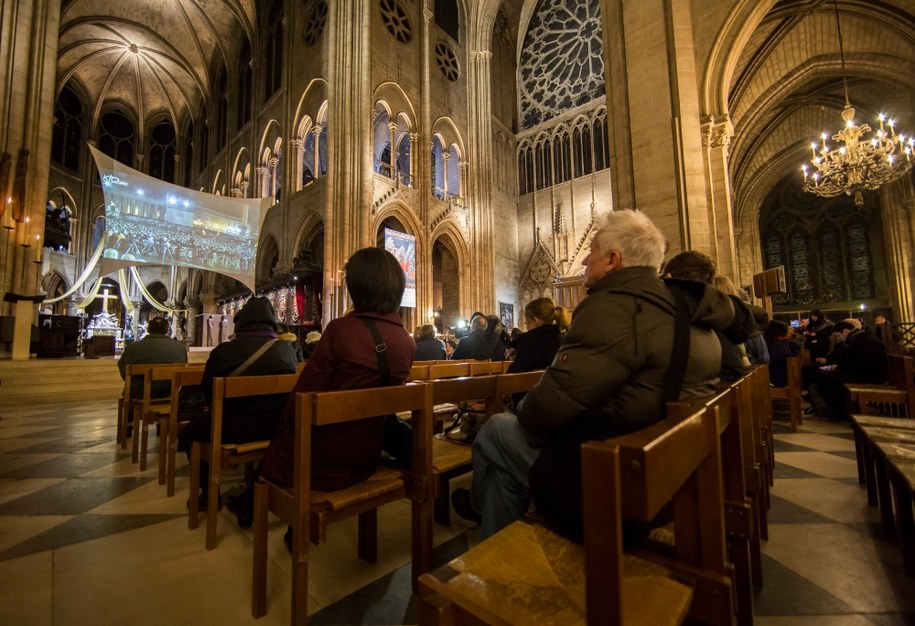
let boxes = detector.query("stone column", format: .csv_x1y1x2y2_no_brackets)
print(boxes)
701,115,738,280
313,125,324,176
325,0,373,321
409,132,419,187
257,165,270,199
465,48,496,312
881,179,915,321
599,0,712,253
0,0,61,308
387,121,398,181
441,151,451,199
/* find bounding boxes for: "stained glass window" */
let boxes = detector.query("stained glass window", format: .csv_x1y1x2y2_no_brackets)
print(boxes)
788,230,815,305
818,226,844,302
846,221,875,299
519,0,605,130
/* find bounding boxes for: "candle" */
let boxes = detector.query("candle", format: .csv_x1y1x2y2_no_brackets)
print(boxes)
35,234,42,262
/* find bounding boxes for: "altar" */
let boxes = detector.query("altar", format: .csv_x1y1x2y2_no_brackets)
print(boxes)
85,311,122,356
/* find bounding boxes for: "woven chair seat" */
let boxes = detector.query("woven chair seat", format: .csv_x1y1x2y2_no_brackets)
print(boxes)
438,521,691,626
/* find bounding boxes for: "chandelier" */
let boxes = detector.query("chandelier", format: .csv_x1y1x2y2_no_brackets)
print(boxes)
801,0,913,207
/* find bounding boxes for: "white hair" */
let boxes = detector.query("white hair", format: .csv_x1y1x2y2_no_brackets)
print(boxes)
592,209,666,270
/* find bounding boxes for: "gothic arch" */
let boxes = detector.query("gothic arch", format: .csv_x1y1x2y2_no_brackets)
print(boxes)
372,82,417,124
374,202,423,241
292,78,329,137
430,117,465,159
256,233,280,284
292,211,325,261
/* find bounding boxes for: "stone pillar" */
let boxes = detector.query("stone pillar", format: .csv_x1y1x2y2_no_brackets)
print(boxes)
325,0,373,321
881,179,915,321
701,115,738,280
387,121,398,180
441,151,451,199
312,125,323,177
465,48,496,313
409,132,419,187
0,0,61,309
599,0,712,253
257,165,270,199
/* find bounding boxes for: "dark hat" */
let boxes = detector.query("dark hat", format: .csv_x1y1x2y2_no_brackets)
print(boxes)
234,296,278,332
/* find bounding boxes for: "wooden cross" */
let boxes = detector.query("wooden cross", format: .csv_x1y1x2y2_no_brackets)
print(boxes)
97,288,118,313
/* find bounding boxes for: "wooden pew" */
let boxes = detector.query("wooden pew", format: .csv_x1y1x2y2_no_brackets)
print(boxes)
189,373,299,550
768,355,803,430
847,354,915,417
418,403,731,626
251,382,434,624
886,454,915,577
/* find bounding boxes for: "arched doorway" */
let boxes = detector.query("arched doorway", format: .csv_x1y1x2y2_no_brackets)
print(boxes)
432,238,460,334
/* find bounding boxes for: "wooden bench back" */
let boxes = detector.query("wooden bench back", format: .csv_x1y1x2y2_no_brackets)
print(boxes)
210,373,300,454
427,362,471,379
430,375,501,415
581,403,726,623
495,370,544,396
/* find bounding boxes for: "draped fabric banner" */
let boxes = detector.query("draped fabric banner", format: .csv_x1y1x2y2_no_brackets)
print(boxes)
116,269,135,315
89,145,268,291
130,267,184,317
41,235,107,304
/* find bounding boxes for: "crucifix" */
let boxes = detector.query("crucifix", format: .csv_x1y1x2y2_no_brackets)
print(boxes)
97,287,118,313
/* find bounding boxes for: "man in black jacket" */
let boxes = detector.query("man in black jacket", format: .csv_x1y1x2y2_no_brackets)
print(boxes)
807,319,887,420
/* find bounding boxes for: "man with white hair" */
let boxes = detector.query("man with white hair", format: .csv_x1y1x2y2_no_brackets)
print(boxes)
451,209,738,540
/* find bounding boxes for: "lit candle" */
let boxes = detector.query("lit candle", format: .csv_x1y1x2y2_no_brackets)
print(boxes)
811,142,817,158
35,234,41,262
879,113,885,131
821,133,828,152
19,216,30,246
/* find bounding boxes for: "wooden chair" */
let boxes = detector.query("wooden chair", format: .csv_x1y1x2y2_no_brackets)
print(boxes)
136,363,191,472
251,382,434,624
768,355,803,430
428,375,502,525
418,404,731,626
165,366,205,497
189,373,299,550
118,364,144,449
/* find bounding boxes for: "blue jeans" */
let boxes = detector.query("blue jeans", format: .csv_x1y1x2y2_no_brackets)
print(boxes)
470,412,541,539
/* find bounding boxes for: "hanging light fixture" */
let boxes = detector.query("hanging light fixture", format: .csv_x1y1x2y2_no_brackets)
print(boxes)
801,0,913,207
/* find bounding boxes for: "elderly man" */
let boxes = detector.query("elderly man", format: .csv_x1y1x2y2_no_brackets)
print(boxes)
450,313,491,360
452,210,736,540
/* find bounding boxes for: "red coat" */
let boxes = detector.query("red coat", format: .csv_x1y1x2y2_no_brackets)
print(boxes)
259,311,415,490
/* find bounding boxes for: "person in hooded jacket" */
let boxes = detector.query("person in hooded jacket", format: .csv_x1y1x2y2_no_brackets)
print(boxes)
177,297,298,509
663,250,763,381
803,309,834,362
450,210,736,541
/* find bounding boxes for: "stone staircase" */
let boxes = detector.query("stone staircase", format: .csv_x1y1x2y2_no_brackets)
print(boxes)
0,357,124,406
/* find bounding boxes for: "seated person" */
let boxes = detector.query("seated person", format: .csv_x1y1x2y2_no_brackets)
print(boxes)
118,316,188,402
414,323,447,360
451,314,491,360
804,318,888,420
451,210,734,541
259,247,416,492
764,320,801,387
177,297,298,509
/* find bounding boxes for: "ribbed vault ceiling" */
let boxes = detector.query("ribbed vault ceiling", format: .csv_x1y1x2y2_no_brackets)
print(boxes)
58,0,256,132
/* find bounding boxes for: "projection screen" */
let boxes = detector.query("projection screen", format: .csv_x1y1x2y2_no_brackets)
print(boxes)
90,145,269,291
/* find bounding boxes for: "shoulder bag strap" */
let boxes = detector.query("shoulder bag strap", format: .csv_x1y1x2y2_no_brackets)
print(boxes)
359,317,391,386
228,338,277,377
663,287,692,403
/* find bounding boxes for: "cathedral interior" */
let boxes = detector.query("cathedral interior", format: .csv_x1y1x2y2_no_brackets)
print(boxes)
1,0,914,341
1,2,915,624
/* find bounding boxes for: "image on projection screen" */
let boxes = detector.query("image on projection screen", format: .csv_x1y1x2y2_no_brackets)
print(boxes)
90,145,269,291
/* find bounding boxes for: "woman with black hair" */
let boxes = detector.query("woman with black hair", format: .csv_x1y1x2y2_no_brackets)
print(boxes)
259,247,416,492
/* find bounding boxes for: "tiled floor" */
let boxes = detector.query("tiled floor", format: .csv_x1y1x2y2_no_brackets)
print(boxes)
0,399,912,624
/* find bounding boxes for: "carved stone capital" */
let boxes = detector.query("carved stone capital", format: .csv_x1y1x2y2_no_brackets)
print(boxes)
469,50,493,63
